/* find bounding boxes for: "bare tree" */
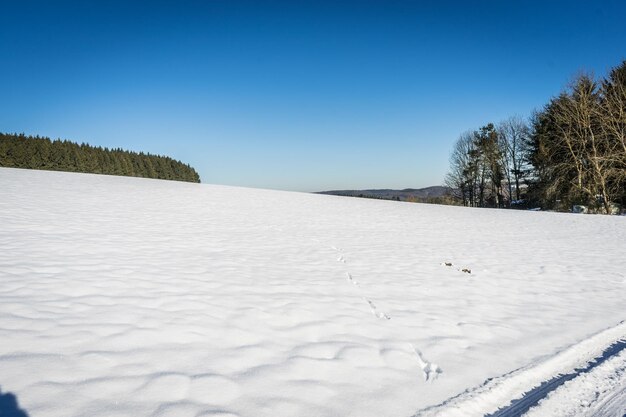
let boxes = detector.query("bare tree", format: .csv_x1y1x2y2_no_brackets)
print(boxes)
445,131,475,206
498,116,529,203
445,126,506,208
552,75,614,213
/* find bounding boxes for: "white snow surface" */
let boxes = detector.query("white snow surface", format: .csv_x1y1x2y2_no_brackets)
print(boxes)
524,348,626,417
1,167,625,417
418,321,626,416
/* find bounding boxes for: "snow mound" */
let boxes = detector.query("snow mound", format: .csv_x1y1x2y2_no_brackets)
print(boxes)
0,168,625,417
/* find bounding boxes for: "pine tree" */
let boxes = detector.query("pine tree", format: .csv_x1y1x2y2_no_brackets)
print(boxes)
0,133,201,183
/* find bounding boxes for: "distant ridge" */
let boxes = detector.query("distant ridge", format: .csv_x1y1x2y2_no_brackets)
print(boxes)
316,186,453,203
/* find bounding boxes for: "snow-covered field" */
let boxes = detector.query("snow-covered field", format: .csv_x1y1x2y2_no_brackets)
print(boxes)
1,167,625,417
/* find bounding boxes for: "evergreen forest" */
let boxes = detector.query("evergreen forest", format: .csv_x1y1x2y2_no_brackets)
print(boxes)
0,133,200,183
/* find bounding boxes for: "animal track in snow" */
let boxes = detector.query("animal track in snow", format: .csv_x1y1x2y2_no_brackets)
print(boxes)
328,244,392,320
365,298,391,320
411,344,442,382
345,273,359,286
324,241,440,383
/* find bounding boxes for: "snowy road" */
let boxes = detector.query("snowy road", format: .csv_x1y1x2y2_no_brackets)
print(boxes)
1,168,625,417
523,345,626,417
417,322,626,416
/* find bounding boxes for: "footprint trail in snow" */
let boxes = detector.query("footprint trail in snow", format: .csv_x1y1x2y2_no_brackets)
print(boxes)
327,242,442,381
412,344,443,381
365,298,391,320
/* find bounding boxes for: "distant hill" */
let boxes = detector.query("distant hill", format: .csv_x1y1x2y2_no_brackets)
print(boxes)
0,132,200,183
317,186,455,203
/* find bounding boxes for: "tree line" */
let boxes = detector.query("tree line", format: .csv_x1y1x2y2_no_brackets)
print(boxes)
0,133,201,183
445,60,626,214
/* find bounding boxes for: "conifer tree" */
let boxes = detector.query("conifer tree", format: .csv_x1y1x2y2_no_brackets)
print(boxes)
0,133,201,183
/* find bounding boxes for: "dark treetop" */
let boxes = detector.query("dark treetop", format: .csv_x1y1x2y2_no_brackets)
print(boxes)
0,133,200,183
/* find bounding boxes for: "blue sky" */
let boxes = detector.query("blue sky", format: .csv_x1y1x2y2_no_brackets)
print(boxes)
2,1,625,191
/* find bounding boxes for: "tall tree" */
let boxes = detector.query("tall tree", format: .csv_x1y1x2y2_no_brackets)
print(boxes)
445,131,475,206
551,75,614,213
498,116,529,203
599,61,626,208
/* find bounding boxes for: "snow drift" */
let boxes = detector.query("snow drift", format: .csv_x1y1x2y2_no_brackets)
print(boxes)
0,167,625,417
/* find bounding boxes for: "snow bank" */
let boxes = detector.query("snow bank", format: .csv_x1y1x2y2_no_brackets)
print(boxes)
524,347,626,417
418,321,626,416
0,167,625,417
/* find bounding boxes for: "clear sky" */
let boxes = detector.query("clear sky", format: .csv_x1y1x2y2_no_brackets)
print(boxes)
2,1,625,191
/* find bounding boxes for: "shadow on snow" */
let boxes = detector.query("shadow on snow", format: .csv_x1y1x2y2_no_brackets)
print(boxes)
486,339,626,417
0,387,29,417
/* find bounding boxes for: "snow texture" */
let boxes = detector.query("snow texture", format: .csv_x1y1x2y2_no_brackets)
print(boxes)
524,347,626,416
419,322,626,417
1,167,625,417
